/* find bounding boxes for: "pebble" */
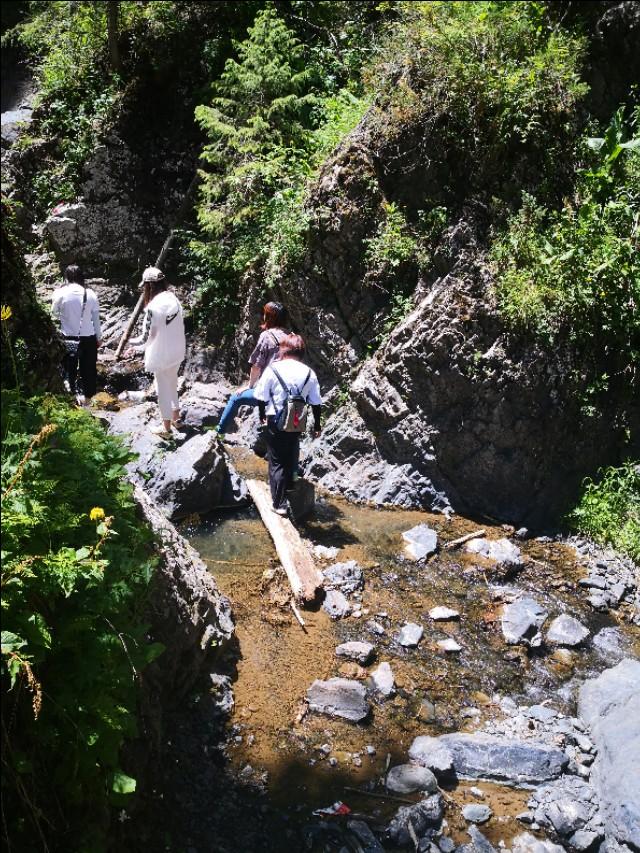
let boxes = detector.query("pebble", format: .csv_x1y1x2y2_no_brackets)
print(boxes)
366,744,376,756
429,606,460,621
398,622,424,647
371,662,395,696
462,804,493,823
367,620,386,636
323,589,352,619
437,638,462,652
335,641,375,665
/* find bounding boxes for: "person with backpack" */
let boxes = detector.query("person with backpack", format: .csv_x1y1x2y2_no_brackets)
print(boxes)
125,266,186,438
215,301,288,435
253,333,322,516
52,264,102,404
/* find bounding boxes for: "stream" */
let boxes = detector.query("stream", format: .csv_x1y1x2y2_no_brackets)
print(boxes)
173,447,639,852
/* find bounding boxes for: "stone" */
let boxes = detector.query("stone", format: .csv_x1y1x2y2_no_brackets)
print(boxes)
306,678,370,722
347,819,384,853
438,733,568,785
546,614,590,647
466,538,522,568
458,826,497,853
438,837,456,853
398,622,424,647
462,804,492,823
371,662,395,697
409,736,454,778
287,478,316,522
403,524,438,560
592,627,627,663
501,598,548,647
525,705,557,723
429,606,460,621
386,764,438,795
322,560,364,594
314,544,340,560
418,698,437,723
569,829,601,850
335,641,375,665
545,798,590,837
367,620,386,636
437,639,462,652
386,794,444,847
511,832,564,853
578,659,640,850
323,589,352,619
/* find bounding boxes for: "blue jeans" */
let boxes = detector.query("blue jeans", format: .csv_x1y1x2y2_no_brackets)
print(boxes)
217,388,260,433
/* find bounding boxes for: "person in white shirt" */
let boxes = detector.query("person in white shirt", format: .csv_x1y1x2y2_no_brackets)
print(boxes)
125,266,186,438
253,334,322,515
51,265,101,401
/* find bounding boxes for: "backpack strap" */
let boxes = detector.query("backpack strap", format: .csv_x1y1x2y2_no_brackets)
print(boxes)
269,330,280,347
270,367,289,396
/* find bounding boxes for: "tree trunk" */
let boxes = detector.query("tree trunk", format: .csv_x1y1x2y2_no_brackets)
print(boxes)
106,1,120,73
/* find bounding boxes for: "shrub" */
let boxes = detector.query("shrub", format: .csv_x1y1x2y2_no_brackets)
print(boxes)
568,462,640,563
1,394,159,851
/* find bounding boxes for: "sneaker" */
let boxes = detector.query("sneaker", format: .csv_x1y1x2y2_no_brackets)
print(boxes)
150,424,172,438
273,506,288,517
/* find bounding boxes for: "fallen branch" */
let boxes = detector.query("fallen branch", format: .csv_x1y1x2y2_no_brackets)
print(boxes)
444,529,485,550
290,598,307,631
343,786,415,806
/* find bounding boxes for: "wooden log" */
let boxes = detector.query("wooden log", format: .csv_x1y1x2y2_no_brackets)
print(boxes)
444,528,485,550
246,479,323,604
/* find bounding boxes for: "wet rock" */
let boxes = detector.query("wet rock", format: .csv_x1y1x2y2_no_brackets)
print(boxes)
403,524,438,560
347,819,384,853
323,589,352,619
409,736,454,778
398,622,424,647
546,614,589,647
306,678,370,722
437,638,462,653
438,733,568,785
462,804,492,823
465,538,522,568
386,794,444,847
578,659,640,851
323,560,364,594
429,606,460,621
335,641,375,665
370,662,395,697
457,825,496,853
501,598,547,647
386,764,438,795
511,832,564,853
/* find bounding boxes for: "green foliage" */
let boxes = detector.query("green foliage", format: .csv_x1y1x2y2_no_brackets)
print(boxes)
568,462,640,563
1,393,158,850
492,108,640,396
364,201,417,274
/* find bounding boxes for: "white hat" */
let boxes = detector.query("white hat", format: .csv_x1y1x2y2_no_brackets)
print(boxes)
142,266,165,283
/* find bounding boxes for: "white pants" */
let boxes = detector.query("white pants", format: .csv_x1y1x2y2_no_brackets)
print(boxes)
154,364,179,419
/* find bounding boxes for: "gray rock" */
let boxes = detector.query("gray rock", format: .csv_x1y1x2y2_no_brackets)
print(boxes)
462,804,492,823
398,622,424,647
409,736,454,778
386,794,444,846
335,641,375,665
287,478,316,522
592,627,627,663
458,826,497,853
525,705,557,723
367,620,386,636
578,659,640,850
501,598,548,647
386,764,438,795
438,837,456,853
323,560,364,594
438,733,568,785
546,614,589,647
403,524,438,560
347,819,384,853
511,832,564,853
466,538,522,567
306,678,370,722
569,829,602,850
371,662,395,697
545,798,590,837
437,638,462,652
323,589,352,619
429,606,460,621
314,544,340,560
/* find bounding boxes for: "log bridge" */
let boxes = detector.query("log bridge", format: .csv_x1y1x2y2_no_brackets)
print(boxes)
246,479,324,605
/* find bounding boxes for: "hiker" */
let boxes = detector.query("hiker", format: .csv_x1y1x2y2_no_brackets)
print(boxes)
125,266,186,437
52,264,101,404
216,301,288,434
253,333,322,516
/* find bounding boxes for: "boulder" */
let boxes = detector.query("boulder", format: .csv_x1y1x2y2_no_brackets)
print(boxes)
370,662,395,697
403,524,438,560
306,678,370,722
386,794,444,847
501,598,548,647
386,764,438,795
398,622,424,647
409,736,454,778
546,614,589,647
438,733,568,785
335,641,375,665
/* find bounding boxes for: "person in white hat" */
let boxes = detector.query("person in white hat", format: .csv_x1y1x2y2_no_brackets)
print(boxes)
125,267,186,437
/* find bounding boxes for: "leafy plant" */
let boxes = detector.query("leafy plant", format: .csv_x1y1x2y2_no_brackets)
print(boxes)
364,201,417,274
568,462,640,562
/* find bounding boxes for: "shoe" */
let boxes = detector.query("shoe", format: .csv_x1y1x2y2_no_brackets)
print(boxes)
273,506,288,517
76,393,86,406
150,424,172,438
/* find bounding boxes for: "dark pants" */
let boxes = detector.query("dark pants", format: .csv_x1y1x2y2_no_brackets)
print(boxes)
266,418,300,510
63,335,98,397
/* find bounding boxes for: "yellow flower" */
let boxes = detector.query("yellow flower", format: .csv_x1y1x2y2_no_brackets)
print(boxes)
89,507,105,522
1,305,12,321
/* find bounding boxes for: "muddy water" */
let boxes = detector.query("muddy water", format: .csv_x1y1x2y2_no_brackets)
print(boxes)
186,449,638,848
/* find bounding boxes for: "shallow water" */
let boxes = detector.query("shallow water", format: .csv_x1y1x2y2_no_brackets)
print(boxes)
185,448,639,849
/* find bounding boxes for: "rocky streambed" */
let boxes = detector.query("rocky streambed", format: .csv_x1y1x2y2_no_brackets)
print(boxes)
96,379,639,853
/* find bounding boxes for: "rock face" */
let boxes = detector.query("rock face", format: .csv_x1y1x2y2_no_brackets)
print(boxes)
546,614,590,647
578,659,640,851
501,598,548,647
437,733,568,785
306,678,370,722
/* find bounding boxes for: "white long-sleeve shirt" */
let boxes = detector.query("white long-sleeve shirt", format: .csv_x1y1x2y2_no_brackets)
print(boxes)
129,290,185,372
52,283,101,339
253,358,322,416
